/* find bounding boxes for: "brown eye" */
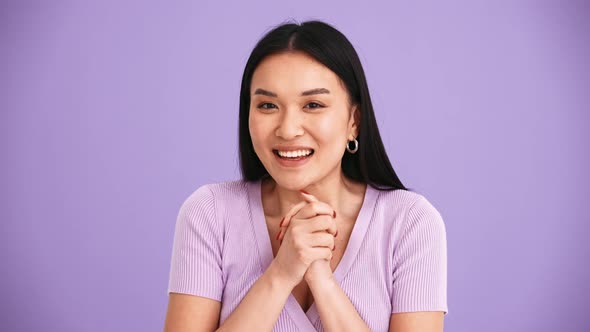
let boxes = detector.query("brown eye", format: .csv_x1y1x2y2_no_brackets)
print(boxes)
257,103,277,110
305,102,324,109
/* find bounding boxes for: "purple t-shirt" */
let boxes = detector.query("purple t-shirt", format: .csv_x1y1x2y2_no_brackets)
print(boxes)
167,179,448,331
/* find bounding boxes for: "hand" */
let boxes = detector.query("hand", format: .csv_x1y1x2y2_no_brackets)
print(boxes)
275,191,338,286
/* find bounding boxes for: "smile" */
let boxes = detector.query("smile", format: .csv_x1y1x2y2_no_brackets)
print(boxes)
272,149,315,167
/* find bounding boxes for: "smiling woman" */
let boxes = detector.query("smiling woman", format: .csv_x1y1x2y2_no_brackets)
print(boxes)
164,20,448,332
248,51,357,186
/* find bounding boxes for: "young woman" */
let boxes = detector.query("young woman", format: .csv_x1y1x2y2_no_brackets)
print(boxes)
164,20,448,332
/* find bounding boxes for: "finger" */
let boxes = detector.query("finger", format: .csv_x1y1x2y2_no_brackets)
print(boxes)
299,190,319,203
278,200,308,242
278,191,336,242
310,232,335,251
280,201,307,229
281,213,337,242
279,201,326,231
293,201,336,220
280,191,319,229
310,247,334,262
300,191,337,218
281,200,331,232
280,201,336,242
306,215,338,237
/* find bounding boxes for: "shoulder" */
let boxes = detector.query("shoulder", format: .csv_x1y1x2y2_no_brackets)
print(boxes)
377,188,442,216
375,187,422,207
402,192,446,244
375,187,446,235
181,179,251,209
175,179,252,240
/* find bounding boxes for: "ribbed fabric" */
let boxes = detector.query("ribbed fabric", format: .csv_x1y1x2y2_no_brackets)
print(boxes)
167,179,448,331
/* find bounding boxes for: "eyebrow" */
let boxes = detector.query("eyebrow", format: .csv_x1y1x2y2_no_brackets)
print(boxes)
253,88,330,97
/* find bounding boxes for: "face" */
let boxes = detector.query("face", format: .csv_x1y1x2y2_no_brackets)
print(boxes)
248,51,359,190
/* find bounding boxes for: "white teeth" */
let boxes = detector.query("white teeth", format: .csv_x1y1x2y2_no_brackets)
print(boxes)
277,149,313,158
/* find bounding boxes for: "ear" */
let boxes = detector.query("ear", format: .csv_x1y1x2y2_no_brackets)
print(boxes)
348,104,361,139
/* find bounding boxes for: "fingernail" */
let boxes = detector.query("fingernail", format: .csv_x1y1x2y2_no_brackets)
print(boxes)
279,217,284,227
333,210,337,218
300,189,310,195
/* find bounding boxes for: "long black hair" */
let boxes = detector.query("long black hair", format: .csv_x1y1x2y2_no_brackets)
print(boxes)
238,19,409,192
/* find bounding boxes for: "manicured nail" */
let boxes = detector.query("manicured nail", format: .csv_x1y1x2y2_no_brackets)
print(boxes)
300,189,310,195
333,210,337,218
279,217,284,227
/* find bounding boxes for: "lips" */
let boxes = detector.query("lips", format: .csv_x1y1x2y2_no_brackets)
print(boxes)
272,149,315,157
271,145,315,152
272,149,314,167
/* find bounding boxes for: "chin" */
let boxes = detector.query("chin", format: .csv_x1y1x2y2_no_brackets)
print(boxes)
270,173,315,191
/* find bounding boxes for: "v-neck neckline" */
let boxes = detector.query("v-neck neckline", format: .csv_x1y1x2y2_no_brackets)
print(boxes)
247,178,379,329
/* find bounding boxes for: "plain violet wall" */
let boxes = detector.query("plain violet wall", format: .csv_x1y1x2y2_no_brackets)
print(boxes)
1,1,588,331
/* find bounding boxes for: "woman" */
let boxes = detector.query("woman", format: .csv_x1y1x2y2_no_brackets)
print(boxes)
164,20,448,332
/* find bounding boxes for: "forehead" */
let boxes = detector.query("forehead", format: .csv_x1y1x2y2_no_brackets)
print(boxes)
250,51,344,96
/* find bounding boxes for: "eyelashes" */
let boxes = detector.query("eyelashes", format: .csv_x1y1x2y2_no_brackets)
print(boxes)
305,102,324,109
257,102,277,110
256,102,325,110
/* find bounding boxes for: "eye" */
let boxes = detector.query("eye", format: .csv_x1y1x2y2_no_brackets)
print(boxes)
305,102,324,109
257,102,277,110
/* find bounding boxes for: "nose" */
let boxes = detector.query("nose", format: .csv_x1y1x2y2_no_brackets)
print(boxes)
275,107,304,139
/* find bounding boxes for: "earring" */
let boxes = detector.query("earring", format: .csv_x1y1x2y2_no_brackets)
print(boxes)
346,138,358,154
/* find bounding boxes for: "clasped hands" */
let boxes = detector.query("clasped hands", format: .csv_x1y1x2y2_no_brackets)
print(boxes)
273,189,338,288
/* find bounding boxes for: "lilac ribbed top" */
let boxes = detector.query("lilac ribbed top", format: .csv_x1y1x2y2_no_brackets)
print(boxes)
167,179,448,331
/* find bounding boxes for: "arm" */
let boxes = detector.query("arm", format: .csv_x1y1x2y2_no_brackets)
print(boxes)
216,261,294,332
307,264,446,332
163,293,221,332
165,236,297,332
389,312,444,332
308,270,371,332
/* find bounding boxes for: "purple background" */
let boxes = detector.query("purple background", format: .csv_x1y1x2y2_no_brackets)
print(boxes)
2,1,588,331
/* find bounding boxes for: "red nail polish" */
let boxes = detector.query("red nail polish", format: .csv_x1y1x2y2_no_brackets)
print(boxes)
333,210,337,218
300,189,310,195
279,217,284,227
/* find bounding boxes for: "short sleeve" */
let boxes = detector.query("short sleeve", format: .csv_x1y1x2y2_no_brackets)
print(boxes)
391,196,448,315
167,185,224,301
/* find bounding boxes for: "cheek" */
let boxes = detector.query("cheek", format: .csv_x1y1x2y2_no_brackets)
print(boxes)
249,116,269,151
313,115,347,143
